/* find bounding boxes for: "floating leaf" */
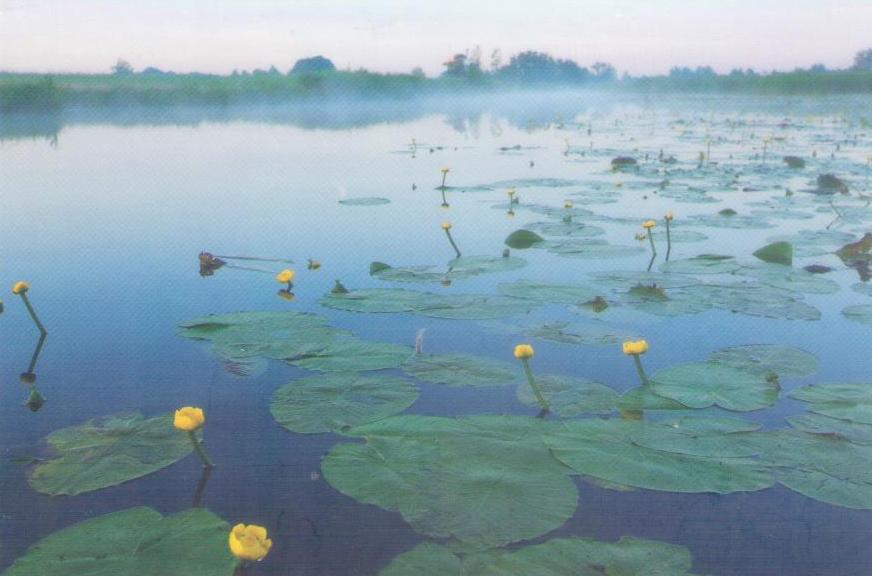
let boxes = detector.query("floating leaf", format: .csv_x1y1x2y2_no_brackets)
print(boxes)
618,386,690,411
788,413,872,445
287,338,413,372
516,375,619,417
752,241,793,266
323,415,577,549
402,354,518,387
842,305,872,325
544,419,773,494
708,345,818,379
504,229,545,249
381,537,695,576
338,197,391,206
371,256,526,284
651,363,778,412
270,373,418,434
755,430,872,509
789,383,872,425
497,280,599,305
29,413,193,496
659,255,742,275
2,507,236,576
320,289,529,320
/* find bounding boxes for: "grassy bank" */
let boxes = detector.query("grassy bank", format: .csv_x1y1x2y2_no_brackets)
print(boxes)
2,69,871,114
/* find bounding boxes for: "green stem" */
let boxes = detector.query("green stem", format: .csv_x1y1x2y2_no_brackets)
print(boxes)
444,230,462,259
647,230,657,257
665,220,672,261
188,431,214,468
19,293,47,336
632,354,650,387
521,358,549,411
440,188,448,206
440,173,448,189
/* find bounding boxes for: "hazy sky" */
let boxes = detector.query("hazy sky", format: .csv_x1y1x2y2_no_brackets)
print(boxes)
1,0,870,75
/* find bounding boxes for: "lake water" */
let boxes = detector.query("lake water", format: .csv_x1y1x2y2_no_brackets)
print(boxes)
2,92,872,575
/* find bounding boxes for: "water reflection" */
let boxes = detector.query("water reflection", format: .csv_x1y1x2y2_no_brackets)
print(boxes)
21,332,47,412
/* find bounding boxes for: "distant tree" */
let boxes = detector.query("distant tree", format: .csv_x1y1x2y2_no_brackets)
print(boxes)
268,65,281,76
289,56,336,75
490,49,503,72
496,51,590,84
441,52,483,80
853,49,872,71
591,62,616,81
411,67,426,79
111,59,134,75
140,67,167,76
809,63,828,73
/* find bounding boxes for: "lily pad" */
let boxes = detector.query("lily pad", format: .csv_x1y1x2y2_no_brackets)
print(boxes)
755,430,872,509
789,383,872,424
402,354,518,387
544,419,773,494
322,415,577,549
516,375,619,417
381,537,695,576
842,305,872,325
2,507,236,576
287,338,413,372
338,197,391,206
753,241,793,266
320,289,530,320
505,229,545,249
270,373,418,433
29,413,194,496
708,345,818,379
788,412,872,445
371,256,526,284
497,280,599,305
651,363,779,412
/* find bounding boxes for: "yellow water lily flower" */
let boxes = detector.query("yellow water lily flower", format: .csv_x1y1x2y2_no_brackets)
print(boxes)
174,407,205,432
514,344,534,359
642,220,656,229
440,167,450,174
229,524,273,562
665,212,674,221
441,222,452,231
507,188,516,197
275,269,295,284
564,201,574,209
12,281,29,295
622,340,649,356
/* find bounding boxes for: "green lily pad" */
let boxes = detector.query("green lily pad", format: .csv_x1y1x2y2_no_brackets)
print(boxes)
505,229,545,249
753,241,793,265
381,537,695,576
755,430,872,509
544,419,773,494
371,256,526,284
523,321,636,347
497,280,599,305
736,264,839,295
270,373,418,434
708,345,818,379
322,415,577,549
767,230,856,257
651,363,779,412
659,255,742,275
402,354,518,387
2,507,236,576
618,386,691,411
527,220,606,238
287,338,413,372
842,305,872,325
320,289,530,320
788,413,872,445
516,375,619,417
547,240,645,260
627,417,763,458
29,413,194,496
789,383,872,424
338,197,391,206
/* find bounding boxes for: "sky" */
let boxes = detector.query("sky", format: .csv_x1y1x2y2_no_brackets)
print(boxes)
1,0,871,76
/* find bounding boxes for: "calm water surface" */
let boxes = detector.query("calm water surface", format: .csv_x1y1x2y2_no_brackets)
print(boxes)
2,93,872,575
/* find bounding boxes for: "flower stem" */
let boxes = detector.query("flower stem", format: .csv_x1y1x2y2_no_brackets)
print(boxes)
665,219,672,261
521,358,549,411
188,431,214,468
632,354,650,387
444,230,462,259
19,293,47,336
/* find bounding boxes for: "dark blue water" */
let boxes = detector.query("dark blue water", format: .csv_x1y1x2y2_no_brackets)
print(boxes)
2,93,872,575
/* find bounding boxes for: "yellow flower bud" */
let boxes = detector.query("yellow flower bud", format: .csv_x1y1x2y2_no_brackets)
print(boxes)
174,407,205,432
275,269,295,284
228,523,273,562
622,340,649,356
440,167,450,174
514,344,534,359
665,212,674,221
564,201,574,209
12,281,29,295
507,188,516,197
441,222,452,231
642,220,656,229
